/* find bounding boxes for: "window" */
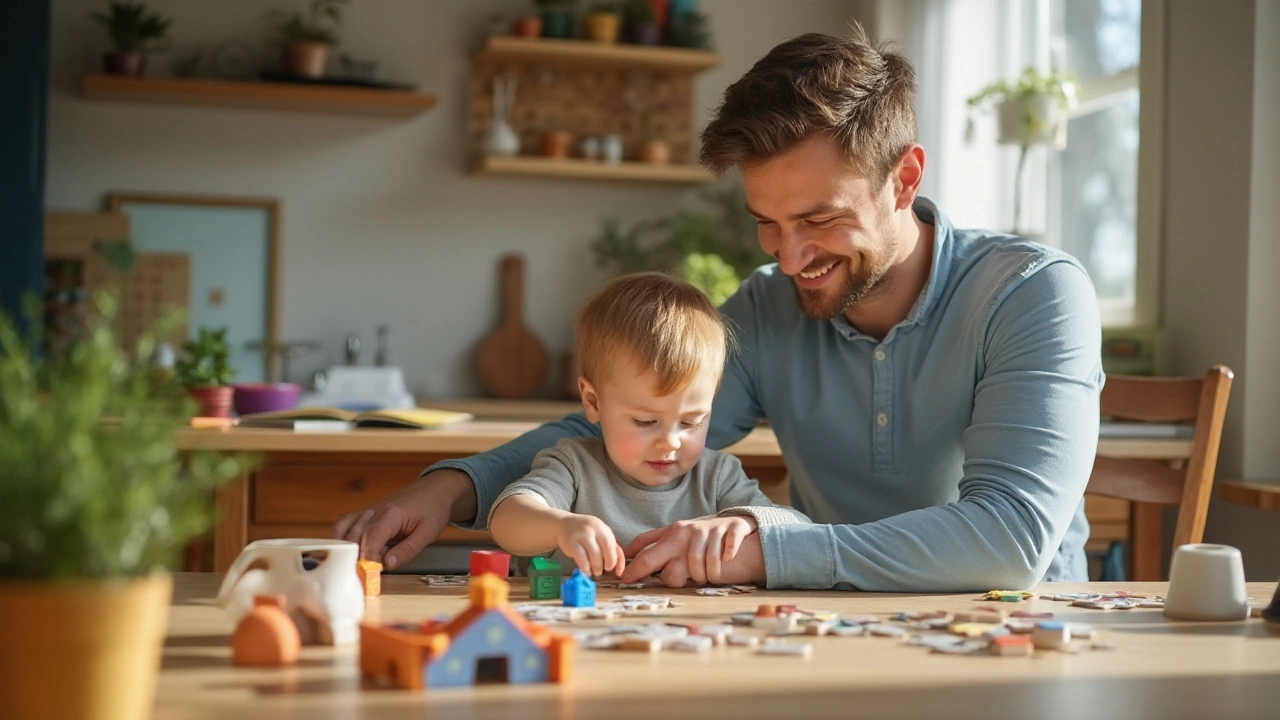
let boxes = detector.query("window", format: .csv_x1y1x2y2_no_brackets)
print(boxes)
897,0,1152,327
1047,0,1144,326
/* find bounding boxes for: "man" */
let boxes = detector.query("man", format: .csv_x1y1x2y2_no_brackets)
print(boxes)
333,28,1103,592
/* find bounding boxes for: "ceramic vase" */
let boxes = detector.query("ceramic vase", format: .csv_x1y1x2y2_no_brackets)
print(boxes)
485,76,521,158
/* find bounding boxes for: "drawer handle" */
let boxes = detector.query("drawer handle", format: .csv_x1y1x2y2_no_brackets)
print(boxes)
351,478,368,492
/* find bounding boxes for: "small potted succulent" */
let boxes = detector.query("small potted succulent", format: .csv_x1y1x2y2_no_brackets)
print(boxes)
175,326,235,418
0,294,251,719
535,0,578,39
272,0,348,78
622,0,661,45
91,0,173,77
584,2,622,43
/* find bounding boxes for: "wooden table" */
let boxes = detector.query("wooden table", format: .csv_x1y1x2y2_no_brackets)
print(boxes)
177,422,1193,575
156,573,1279,720
178,423,786,572
1220,479,1280,511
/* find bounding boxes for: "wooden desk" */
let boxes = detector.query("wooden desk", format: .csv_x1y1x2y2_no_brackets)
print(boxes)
177,423,785,572
179,424,1193,575
156,573,1279,720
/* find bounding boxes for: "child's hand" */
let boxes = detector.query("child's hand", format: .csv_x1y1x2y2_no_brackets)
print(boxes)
556,514,626,577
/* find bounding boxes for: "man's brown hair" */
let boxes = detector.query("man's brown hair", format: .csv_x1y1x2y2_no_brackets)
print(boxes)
576,272,732,396
699,24,917,181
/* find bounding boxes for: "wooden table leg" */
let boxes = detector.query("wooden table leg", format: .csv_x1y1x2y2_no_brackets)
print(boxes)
1130,501,1165,581
214,474,250,572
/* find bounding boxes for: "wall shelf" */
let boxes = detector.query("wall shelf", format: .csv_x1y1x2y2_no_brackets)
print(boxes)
475,36,720,73
80,75,437,117
472,155,714,184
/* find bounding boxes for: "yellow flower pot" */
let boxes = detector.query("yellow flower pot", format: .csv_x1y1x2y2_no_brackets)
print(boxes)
0,573,173,720
584,12,622,43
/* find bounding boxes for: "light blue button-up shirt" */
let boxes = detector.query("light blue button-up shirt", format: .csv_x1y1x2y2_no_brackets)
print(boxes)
430,197,1103,591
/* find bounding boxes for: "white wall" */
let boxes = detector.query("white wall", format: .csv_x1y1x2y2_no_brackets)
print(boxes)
46,0,864,397
1160,0,1280,581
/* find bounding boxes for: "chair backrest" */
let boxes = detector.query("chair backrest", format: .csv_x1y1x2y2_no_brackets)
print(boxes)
1089,365,1233,547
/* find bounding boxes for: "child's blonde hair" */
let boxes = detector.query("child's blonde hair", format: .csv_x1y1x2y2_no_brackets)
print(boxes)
575,272,733,396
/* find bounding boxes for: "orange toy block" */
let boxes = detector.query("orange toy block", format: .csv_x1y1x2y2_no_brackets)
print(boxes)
357,558,383,597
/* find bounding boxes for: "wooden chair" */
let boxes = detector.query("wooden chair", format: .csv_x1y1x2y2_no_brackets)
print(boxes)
1088,365,1234,581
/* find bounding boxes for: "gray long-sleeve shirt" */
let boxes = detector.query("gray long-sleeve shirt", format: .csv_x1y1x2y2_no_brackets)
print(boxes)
489,437,809,568
428,197,1103,591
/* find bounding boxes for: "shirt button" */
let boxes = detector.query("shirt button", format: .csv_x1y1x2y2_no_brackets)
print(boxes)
877,413,888,427
874,349,886,361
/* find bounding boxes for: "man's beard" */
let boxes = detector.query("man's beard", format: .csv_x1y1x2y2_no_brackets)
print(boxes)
792,247,897,320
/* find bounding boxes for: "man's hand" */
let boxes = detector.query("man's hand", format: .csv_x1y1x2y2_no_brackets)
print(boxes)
556,514,626,578
620,515,766,587
330,468,477,569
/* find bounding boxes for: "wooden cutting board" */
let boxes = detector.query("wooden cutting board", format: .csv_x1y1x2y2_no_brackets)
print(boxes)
475,254,549,398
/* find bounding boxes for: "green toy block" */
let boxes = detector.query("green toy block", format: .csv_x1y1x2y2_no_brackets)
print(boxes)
529,556,562,599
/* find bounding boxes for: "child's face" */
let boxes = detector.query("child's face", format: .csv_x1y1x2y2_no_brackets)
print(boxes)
579,356,718,487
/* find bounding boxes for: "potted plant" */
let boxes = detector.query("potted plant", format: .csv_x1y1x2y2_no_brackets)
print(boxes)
0,294,251,720
588,186,769,306
667,9,712,49
622,0,661,45
965,67,1076,233
175,326,235,418
92,0,173,77
535,0,577,39
584,2,622,43
272,0,348,79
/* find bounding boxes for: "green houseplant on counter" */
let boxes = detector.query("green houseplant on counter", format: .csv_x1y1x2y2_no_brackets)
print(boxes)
176,326,235,418
0,294,252,720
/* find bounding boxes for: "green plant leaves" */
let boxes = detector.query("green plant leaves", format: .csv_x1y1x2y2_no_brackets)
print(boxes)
0,294,255,580
589,187,770,305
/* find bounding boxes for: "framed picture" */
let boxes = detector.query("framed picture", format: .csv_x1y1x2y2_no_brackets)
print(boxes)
1100,326,1161,377
107,193,281,383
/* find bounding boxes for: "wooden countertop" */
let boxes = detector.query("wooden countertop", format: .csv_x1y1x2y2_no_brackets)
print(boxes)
155,573,1280,720
175,420,1192,462
176,421,783,458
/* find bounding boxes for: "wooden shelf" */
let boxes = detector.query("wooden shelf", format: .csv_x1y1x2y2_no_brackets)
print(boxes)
1219,479,1280,511
472,155,715,183
80,74,437,117
475,36,720,72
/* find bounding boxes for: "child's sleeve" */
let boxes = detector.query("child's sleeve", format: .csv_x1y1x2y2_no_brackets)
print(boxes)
713,453,811,527
486,444,579,525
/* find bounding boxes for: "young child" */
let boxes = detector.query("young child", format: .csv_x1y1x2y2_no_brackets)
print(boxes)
488,272,808,578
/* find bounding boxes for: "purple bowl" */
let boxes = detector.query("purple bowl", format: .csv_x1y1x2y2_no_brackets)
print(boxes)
232,383,303,416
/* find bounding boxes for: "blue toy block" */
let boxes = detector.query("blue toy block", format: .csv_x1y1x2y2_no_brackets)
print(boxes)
561,568,596,607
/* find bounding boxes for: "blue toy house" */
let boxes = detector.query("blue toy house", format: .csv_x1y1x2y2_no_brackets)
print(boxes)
561,569,596,607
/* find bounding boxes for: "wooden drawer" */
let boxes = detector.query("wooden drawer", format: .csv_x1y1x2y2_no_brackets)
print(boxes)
254,463,424,524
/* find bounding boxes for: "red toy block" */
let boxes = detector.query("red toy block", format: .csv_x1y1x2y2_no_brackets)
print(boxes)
470,549,511,577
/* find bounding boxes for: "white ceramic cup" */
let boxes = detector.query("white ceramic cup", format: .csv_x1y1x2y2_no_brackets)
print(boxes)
1163,543,1249,621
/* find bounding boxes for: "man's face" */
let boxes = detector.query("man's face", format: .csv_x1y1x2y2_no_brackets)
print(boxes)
742,134,901,320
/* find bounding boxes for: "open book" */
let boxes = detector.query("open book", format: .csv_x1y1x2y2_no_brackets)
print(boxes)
237,406,474,430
